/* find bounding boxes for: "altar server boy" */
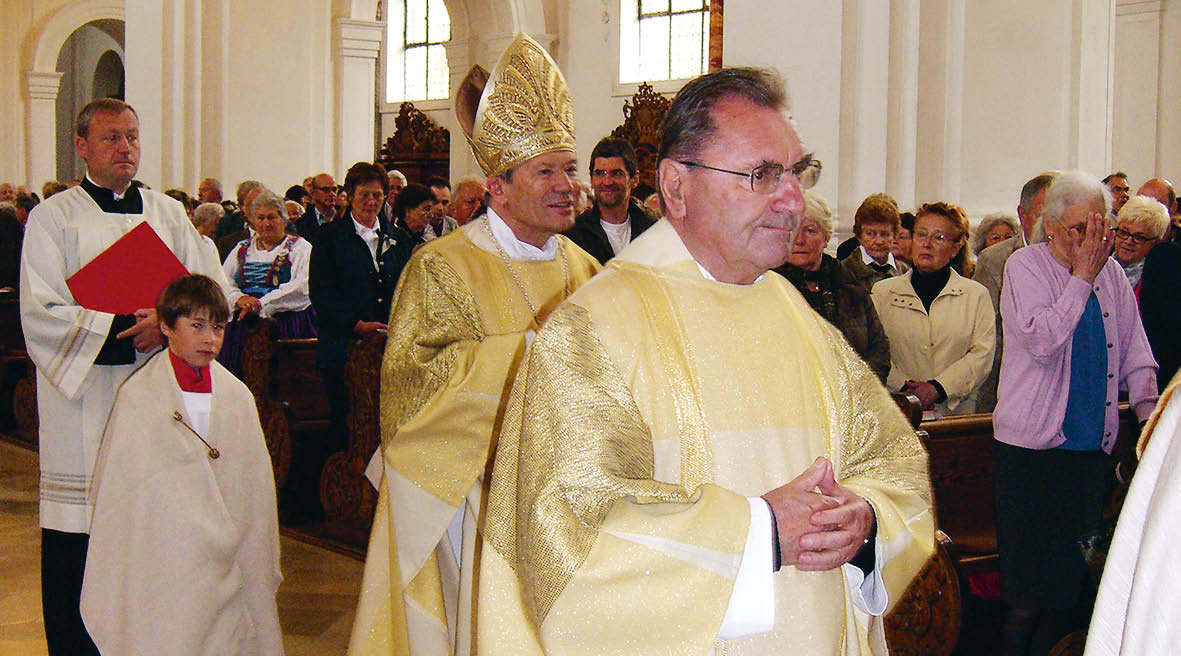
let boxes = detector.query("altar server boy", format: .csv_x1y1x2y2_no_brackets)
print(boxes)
80,274,284,655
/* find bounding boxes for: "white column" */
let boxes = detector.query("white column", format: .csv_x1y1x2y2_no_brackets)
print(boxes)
1070,0,1116,174
838,0,892,221
124,0,165,188
940,0,966,205
1112,0,1161,182
886,0,920,210
333,18,383,175
25,71,64,189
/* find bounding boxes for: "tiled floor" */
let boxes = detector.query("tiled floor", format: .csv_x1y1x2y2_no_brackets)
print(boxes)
0,440,363,655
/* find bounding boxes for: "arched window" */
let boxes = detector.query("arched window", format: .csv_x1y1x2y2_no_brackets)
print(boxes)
385,0,451,103
619,0,710,84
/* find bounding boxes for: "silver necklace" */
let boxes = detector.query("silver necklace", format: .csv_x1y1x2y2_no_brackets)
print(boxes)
483,218,569,319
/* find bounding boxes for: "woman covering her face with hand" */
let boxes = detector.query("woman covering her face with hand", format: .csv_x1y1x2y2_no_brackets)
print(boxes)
991,171,1158,654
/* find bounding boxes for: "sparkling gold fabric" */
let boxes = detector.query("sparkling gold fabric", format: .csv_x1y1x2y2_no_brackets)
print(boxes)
479,220,933,655
455,33,576,177
348,221,599,655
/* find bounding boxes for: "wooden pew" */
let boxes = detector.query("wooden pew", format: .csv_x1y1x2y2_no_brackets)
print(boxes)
237,319,330,491
0,294,37,448
921,405,1141,579
319,333,384,545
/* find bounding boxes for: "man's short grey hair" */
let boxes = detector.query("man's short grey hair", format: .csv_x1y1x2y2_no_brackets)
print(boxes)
250,189,288,222
659,67,790,163
972,212,1020,255
454,175,485,192
1116,195,1170,240
802,190,835,238
76,98,137,138
200,177,223,192
236,179,263,204
193,202,225,228
388,170,407,185
1037,171,1112,242
1019,172,1058,215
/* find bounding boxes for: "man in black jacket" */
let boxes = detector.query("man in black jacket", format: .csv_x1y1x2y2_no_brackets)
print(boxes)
563,137,656,264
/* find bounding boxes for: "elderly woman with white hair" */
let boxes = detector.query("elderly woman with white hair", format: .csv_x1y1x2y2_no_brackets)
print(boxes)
993,171,1158,655
191,201,224,263
972,212,1020,256
773,191,891,381
1112,194,1170,294
218,189,317,377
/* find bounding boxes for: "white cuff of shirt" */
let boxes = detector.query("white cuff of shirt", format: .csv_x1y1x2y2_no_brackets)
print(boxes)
718,498,775,640
841,537,889,616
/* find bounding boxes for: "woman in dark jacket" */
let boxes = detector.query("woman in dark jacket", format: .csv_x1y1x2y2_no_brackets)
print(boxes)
299,161,414,522
774,191,891,382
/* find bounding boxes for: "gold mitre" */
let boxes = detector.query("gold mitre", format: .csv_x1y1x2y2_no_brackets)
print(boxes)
455,33,576,177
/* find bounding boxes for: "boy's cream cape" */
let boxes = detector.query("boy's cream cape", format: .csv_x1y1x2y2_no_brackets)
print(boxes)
80,351,283,656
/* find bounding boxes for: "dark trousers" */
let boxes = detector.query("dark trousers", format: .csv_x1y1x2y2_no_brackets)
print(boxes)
41,528,100,656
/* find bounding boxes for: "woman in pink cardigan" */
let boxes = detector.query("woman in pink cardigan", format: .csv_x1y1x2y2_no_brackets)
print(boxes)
993,171,1158,655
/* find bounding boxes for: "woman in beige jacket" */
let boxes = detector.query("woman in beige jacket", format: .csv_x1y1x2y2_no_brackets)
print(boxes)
872,201,995,416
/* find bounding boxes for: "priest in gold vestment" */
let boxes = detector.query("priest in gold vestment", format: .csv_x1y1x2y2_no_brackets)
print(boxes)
347,34,600,655
479,68,933,655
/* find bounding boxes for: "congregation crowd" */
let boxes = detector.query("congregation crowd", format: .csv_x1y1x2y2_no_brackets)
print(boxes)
8,30,1181,656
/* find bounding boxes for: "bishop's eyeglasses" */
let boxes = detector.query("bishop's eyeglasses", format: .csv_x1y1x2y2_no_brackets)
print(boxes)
677,155,822,194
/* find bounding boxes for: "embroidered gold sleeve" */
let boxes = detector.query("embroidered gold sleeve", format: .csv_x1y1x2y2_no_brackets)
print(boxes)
484,301,746,630
380,250,483,446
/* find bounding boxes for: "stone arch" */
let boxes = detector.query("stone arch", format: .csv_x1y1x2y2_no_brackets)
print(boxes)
25,0,125,189
29,0,125,73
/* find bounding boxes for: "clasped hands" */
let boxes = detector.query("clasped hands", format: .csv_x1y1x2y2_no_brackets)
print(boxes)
760,457,874,571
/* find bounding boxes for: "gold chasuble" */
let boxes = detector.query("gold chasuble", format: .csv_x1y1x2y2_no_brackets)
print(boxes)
480,219,933,655
348,218,599,655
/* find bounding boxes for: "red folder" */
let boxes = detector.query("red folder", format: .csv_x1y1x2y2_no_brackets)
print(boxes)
66,221,189,314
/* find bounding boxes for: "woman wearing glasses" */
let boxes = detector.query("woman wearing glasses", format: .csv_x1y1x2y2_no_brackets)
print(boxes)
992,172,1158,655
1111,194,1170,297
871,201,995,417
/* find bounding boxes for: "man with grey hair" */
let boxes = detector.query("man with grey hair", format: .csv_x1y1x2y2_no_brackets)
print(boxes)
448,175,486,226
381,169,407,223
0,182,16,203
20,97,230,655
215,179,261,241
972,171,1060,412
478,67,932,654
197,177,223,204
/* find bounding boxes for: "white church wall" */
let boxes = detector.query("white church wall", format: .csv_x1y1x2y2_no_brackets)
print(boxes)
219,0,337,193
1113,3,1162,186
3,0,1177,206
723,2,844,217
1160,0,1181,182
952,0,1079,217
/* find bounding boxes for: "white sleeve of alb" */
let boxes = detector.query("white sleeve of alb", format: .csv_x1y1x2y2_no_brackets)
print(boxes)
717,498,776,640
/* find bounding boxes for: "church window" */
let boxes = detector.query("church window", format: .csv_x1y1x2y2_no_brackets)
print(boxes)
385,0,451,103
619,0,710,84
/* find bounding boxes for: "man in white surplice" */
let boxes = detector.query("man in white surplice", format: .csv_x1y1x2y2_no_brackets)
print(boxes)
19,97,231,655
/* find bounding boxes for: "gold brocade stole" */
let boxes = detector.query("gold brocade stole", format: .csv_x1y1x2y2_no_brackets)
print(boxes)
623,270,713,493
621,267,840,484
